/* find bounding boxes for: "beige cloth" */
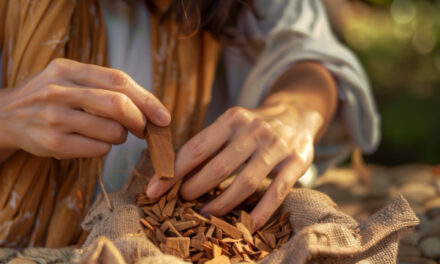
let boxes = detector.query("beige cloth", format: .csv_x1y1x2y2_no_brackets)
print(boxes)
76,150,419,264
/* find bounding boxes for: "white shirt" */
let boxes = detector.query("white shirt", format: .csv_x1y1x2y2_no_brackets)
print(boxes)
99,0,153,192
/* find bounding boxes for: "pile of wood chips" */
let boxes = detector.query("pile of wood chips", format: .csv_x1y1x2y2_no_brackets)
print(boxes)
135,181,291,264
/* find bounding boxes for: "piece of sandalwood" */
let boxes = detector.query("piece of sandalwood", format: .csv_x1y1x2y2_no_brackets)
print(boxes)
145,123,175,179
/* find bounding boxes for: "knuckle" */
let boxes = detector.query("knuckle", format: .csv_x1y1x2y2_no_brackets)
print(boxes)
272,181,290,204
110,94,130,116
276,121,295,143
185,136,204,158
271,137,289,155
110,70,129,91
44,133,63,152
210,157,229,179
240,173,259,192
40,84,61,102
43,106,62,127
224,106,252,126
259,148,275,167
46,58,68,76
252,119,273,140
291,136,313,165
109,122,127,144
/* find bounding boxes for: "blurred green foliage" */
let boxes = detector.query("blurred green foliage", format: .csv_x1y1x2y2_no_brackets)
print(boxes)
342,0,440,165
365,0,393,6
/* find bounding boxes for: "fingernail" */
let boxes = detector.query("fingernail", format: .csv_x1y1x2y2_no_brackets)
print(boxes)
146,179,160,198
201,212,212,219
156,108,171,125
200,207,212,218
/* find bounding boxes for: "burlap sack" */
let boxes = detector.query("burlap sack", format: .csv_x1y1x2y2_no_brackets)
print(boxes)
76,151,420,264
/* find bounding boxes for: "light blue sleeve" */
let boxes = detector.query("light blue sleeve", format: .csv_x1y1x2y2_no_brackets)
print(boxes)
232,0,380,173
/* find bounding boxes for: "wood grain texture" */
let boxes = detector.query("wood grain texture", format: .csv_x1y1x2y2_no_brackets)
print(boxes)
145,123,175,179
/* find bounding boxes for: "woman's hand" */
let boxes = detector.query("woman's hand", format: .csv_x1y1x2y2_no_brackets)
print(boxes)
0,58,170,160
146,62,338,230
147,103,323,229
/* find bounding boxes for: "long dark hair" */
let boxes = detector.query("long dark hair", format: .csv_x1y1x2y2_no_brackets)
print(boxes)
148,0,258,43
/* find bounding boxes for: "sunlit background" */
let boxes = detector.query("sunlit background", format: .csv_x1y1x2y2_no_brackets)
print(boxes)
324,0,440,165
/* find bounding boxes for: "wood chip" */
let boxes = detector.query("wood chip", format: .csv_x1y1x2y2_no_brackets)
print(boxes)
174,220,199,231
258,250,270,260
240,211,255,233
143,207,160,221
162,198,177,217
210,216,243,239
145,123,175,179
215,227,223,239
163,220,182,237
236,222,253,245
166,237,190,258
144,228,159,246
136,178,291,263
183,228,196,237
254,236,271,252
191,233,207,250
146,216,160,226
197,226,207,233
166,180,182,200
137,195,160,206
151,204,162,219
232,242,244,254
158,196,167,211
155,228,167,244
275,228,291,239
206,224,216,238
213,243,222,258
205,255,231,264
161,243,184,258
140,218,154,231
191,252,204,262
262,232,276,249
184,208,210,223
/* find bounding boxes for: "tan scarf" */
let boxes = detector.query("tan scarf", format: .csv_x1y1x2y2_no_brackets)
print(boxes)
0,0,220,247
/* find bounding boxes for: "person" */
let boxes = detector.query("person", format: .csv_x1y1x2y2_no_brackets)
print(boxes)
0,0,380,247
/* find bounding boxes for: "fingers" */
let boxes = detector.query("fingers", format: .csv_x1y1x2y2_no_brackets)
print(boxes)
61,134,111,158
41,132,111,159
32,105,122,158
61,109,127,145
146,119,233,198
41,84,146,138
43,58,170,127
179,131,258,201
200,139,288,217
249,157,306,230
72,87,146,138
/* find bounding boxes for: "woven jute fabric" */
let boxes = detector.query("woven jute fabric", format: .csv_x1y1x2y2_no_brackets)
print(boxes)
76,151,420,264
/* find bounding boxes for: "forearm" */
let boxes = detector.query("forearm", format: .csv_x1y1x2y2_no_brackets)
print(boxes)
261,61,338,141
